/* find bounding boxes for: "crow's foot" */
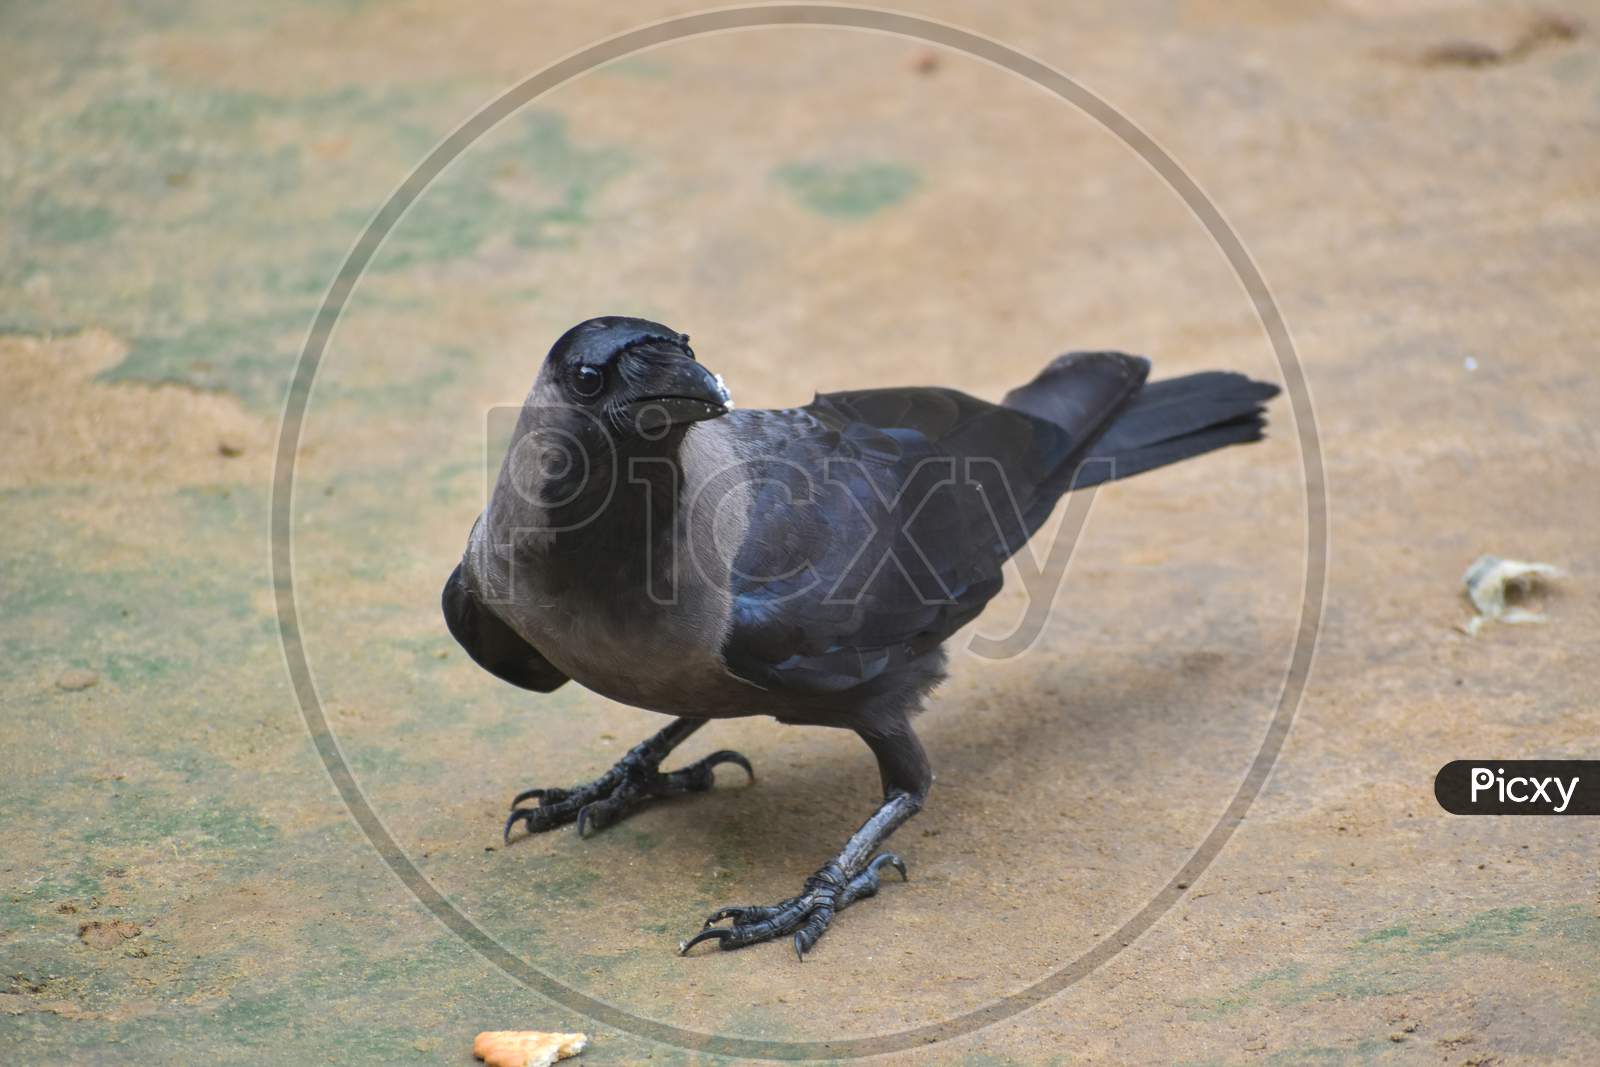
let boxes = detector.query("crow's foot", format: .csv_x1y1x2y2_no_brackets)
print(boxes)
504,739,752,843
680,853,907,960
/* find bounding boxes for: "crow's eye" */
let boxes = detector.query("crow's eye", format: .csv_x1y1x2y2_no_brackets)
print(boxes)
570,365,605,399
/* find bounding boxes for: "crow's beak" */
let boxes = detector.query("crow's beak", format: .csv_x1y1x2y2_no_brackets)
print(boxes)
623,359,731,433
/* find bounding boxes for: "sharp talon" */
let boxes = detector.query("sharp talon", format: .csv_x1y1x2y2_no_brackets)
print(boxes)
680,927,733,955
793,933,806,962
871,853,908,881
703,907,743,927
576,804,599,838
708,750,756,783
503,810,524,844
510,787,547,807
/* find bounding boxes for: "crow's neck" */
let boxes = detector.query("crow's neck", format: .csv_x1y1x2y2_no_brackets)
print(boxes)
485,429,689,594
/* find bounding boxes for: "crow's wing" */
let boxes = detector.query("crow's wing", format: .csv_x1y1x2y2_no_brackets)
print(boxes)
719,381,1114,694
442,563,569,693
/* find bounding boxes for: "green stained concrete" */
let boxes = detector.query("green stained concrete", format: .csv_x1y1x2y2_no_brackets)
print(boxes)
21,193,120,245
366,112,629,271
1186,905,1600,1023
774,161,921,218
0,44,626,410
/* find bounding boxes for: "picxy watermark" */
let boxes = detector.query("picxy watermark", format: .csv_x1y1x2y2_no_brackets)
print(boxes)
1436,761,1598,815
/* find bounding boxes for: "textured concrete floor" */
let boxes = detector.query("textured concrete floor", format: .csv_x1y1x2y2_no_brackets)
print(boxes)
3,0,1598,1063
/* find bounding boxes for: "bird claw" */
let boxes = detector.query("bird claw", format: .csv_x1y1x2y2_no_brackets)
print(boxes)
699,750,756,784
678,927,734,955
682,853,908,959
574,783,645,838
874,851,908,882
503,747,755,843
702,905,755,928
503,796,584,842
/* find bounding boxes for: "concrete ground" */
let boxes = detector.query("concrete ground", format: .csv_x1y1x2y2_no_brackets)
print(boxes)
3,0,1597,1063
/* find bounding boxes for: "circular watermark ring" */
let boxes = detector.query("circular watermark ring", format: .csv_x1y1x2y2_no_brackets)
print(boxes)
270,5,1326,1060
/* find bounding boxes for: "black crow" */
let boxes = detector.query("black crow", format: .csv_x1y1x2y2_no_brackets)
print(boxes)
443,316,1279,958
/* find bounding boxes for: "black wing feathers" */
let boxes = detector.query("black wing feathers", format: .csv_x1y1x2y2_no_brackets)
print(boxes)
722,355,1149,694
719,352,1276,696
723,389,1062,693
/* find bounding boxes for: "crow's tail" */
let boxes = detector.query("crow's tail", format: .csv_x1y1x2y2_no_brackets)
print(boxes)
1077,370,1280,489
1002,352,1280,492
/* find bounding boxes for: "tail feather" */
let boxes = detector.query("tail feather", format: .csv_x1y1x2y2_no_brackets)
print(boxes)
1092,372,1278,453
1078,370,1278,488
1000,351,1150,448
1002,353,1279,493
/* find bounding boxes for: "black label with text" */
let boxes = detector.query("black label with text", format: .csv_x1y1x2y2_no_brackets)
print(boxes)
1435,760,1599,815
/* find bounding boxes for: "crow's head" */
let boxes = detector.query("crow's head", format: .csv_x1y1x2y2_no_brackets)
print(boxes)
539,316,731,438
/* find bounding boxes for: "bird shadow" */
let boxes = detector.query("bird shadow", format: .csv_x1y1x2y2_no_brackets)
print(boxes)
642,624,1272,884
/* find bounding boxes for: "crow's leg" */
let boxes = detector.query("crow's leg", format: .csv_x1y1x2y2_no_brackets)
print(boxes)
682,722,929,960
504,717,753,842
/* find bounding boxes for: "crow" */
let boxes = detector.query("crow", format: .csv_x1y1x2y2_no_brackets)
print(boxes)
443,315,1279,959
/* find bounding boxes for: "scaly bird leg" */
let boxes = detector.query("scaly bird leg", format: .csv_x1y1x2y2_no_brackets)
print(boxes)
504,717,753,842
682,723,929,960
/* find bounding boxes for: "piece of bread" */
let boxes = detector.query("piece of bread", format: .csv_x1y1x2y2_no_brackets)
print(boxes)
472,1030,588,1067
